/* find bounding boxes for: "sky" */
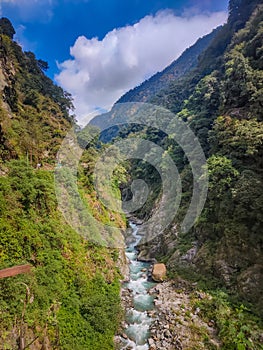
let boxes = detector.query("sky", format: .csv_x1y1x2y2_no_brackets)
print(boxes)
1,0,229,124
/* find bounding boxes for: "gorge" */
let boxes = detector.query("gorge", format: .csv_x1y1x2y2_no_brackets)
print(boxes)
0,0,263,348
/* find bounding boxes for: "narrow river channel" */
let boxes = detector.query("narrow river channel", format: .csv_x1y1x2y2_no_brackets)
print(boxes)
120,222,156,350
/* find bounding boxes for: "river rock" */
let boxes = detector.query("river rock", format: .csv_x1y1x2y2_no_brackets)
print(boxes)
148,338,155,346
152,263,167,282
148,281,222,349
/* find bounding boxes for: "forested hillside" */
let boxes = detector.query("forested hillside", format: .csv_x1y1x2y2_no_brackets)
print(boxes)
117,27,221,104
115,0,263,318
0,18,125,349
1,0,263,348
0,18,74,167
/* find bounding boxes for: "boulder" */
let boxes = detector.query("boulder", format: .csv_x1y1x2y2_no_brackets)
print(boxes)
152,263,166,282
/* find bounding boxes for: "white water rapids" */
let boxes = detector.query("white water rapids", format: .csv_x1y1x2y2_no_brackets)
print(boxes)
120,223,156,350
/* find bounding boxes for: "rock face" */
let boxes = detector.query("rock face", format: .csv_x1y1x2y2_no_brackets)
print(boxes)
117,248,130,282
152,263,166,282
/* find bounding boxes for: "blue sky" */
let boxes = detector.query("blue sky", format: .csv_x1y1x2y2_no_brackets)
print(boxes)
1,0,229,123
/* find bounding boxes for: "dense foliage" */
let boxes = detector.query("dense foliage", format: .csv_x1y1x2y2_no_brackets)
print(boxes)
0,161,122,349
0,23,74,165
192,290,263,349
0,19,125,349
114,0,263,324
1,1,263,347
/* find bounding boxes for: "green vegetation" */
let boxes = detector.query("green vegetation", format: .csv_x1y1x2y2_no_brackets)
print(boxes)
193,291,263,350
117,27,221,104
88,8,263,350
0,17,15,39
0,160,122,349
1,0,263,347
115,0,263,327
0,19,125,349
0,18,74,165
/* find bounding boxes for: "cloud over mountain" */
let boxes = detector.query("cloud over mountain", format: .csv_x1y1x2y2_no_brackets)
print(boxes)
56,10,227,125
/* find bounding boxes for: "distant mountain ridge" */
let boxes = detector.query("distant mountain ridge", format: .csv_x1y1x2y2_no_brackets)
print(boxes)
116,27,222,104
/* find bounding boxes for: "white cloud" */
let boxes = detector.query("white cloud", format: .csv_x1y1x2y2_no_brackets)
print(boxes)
56,10,227,125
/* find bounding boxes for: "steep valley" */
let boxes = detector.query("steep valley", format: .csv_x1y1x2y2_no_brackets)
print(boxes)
0,0,263,349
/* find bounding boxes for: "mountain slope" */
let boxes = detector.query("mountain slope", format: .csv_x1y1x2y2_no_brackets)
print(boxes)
148,0,262,113
90,0,263,328
117,27,222,104
132,0,263,316
0,18,74,166
0,18,125,349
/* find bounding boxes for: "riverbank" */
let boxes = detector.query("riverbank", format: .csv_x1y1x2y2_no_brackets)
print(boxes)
148,277,263,349
115,223,156,350
116,278,221,350
116,221,263,350
149,280,220,350
147,280,221,350
115,222,220,350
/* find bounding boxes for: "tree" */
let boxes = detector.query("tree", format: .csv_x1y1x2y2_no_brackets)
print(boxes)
37,59,49,72
207,155,239,199
0,17,15,39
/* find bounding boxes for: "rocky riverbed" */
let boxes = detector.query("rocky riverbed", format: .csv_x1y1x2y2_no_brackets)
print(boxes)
115,222,221,350
117,278,222,350
147,280,221,350
115,223,156,350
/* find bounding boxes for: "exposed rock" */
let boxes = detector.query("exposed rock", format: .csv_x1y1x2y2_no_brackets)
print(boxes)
117,248,130,282
148,281,221,349
152,263,167,282
137,224,178,261
214,259,237,286
180,242,198,263
137,249,155,262
237,264,263,310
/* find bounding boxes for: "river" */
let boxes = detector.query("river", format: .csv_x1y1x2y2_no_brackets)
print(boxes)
120,222,156,350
